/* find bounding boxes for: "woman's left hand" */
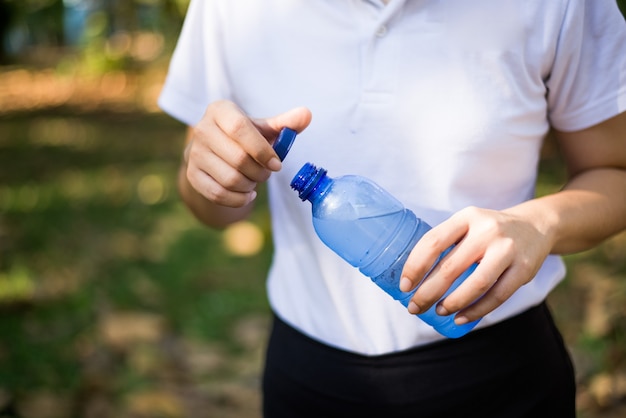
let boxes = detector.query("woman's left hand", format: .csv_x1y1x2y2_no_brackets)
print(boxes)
399,205,554,325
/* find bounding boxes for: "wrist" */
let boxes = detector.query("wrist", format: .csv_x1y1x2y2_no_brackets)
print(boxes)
504,197,561,252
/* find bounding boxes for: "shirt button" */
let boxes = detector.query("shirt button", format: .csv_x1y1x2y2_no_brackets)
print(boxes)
375,25,387,37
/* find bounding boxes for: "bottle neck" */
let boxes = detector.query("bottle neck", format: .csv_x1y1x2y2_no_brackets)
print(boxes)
290,163,332,202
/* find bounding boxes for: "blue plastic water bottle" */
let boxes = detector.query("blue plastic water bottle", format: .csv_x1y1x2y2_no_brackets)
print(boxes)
290,162,481,338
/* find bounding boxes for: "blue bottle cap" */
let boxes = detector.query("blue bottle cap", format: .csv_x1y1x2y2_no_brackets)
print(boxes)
273,127,297,161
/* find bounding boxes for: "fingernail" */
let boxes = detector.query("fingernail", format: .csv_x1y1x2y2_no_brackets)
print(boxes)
267,157,282,171
436,305,449,316
399,277,412,292
248,190,258,203
408,302,420,314
455,315,469,325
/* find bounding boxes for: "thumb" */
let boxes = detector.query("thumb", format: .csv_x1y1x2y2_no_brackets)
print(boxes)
253,106,312,139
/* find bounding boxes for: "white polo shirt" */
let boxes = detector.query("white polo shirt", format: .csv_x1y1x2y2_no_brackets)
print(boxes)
159,0,626,355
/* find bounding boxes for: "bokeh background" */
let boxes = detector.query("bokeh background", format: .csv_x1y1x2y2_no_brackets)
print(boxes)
0,1,625,417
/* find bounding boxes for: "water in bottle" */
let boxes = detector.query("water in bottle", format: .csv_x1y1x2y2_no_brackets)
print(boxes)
290,162,481,338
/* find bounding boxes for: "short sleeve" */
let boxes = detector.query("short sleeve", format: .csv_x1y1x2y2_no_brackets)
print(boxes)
546,0,626,132
158,0,231,126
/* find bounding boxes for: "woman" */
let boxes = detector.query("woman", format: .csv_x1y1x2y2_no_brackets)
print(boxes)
158,1,626,416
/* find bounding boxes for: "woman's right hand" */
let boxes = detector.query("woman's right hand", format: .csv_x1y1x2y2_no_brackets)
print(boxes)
184,100,312,208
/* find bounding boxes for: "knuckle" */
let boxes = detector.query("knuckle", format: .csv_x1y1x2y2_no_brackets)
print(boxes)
190,122,205,137
490,288,509,305
421,233,443,253
493,237,525,262
223,172,254,192
186,165,205,187
222,114,249,137
438,259,457,277
471,275,493,294
517,255,532,271
482,217,502,235
210,189,245,208
205,186,226,203
208,99,230,114
221,172,241,190
231,147,249,168
498,237,516,254
187,145,203,163
517,257,538,281
457,205,479,219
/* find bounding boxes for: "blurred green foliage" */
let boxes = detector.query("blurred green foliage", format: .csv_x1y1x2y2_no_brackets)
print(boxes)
0,0,190,70
0,106,273,415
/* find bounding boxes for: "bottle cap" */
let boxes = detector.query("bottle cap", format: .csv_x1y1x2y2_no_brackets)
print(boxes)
273,127,297,161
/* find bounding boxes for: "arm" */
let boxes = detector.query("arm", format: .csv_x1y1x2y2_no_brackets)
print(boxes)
179,100,312,229
400,111,626,324
546,112,626,252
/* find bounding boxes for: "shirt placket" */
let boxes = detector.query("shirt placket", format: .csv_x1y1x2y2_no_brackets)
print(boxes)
351,0,406,132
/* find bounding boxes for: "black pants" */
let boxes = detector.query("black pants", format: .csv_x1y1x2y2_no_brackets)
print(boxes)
262,302,576,418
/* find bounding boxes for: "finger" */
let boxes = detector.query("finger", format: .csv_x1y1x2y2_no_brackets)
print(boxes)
196,150,258,193
407,240,483,314
452,263,526,325
186,159,256,208
197,123,272,183
208,101,282,171
254,106,313,138
400,217,469,293
434,245,513,316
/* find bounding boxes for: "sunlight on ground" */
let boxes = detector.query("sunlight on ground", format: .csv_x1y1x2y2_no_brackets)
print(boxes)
222,221,265,257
